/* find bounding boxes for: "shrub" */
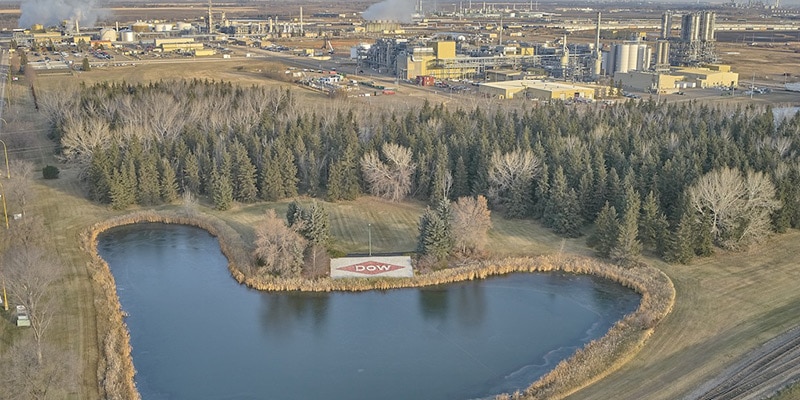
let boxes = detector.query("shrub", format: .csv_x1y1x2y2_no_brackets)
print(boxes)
42,165,60,179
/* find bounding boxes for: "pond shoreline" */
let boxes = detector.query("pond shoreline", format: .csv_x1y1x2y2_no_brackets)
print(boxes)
83,210,675,400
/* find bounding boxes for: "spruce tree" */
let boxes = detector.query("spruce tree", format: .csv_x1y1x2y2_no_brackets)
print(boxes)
183,152,201,195
88,147,113,203
663,212,695,264
259,153,284,201
231,141,258,203
210,165,233,211
451,155,469,199
159,158,179,203
416,200,454,264
639,191,669,251
610,185,642,266
587,202,619,258
136,152,161,206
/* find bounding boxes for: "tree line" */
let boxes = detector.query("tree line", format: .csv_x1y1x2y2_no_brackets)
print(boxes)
42,80,800,264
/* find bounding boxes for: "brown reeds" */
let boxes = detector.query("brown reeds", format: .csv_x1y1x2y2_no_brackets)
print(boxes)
83,211,675,400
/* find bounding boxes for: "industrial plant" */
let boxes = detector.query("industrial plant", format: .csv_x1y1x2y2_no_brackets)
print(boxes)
7,0,768,97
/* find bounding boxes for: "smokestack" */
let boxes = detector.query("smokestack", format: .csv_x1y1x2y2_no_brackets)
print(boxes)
75,18,79,34
207,0,213,33
300,7,303,36
595,12,601,50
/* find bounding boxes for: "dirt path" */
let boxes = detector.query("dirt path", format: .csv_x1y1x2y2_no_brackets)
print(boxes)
685,325,800,400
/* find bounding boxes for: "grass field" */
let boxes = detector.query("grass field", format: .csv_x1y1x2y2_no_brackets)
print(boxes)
3,57,799,399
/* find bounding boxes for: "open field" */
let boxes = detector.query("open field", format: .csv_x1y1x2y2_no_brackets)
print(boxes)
2,50,799,399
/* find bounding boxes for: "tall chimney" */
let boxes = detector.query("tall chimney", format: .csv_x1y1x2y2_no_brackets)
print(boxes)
75,18,80,34
595,11,601,50
300,7,303,36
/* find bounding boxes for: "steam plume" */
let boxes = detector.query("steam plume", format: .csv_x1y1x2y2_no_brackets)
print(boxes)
19,0,107,29
363,0,415,23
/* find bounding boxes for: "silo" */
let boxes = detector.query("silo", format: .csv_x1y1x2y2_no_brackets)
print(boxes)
660,11,672,39
121,31,136,42
681,13,700,42
616,44,630,73
602,49,614,75
627,42,638,71
699,11,715,41
656,40,670,66
637,44,651,71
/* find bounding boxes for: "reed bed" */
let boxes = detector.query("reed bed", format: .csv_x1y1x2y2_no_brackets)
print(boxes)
83,211,675,400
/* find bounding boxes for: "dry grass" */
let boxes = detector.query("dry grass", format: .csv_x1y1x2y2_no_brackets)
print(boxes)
568,233,800,399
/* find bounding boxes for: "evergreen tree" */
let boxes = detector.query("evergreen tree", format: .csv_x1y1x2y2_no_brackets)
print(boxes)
693,212,714,257
183,152,201,195
639,191,669,252
327,145,360,201
230,141,258,202
136,152,161,206
663,212,695,264
451,155,469,199
109,159,137,210
159,158,179,203
416,200,454,264
87,147,113,203
610,185,642,266
587,202,619,258
259,152,284,201
210,165,233,211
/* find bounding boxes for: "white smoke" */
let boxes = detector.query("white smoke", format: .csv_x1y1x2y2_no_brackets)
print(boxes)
19,0,107,29
363,0,416,23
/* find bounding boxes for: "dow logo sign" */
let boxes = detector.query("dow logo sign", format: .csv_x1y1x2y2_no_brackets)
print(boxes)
330,256,413,278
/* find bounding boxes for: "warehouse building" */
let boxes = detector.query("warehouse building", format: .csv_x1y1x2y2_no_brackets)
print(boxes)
479,80,595,101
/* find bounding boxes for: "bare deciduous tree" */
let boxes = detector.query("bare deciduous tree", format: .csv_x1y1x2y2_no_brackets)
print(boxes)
2,338,77,400
2,245,60,364
5,160,36,217
253,209,306,277
451,195,492,256
689,167,779,250
361,143,416,202
487,148,540,207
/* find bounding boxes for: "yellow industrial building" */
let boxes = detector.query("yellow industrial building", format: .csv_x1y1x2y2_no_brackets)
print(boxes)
397,41,479,80
674,65,739,88
615,65,739,93
479,80,596,101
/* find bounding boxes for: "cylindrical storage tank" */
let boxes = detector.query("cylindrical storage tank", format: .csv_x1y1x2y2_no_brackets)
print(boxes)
643,46,652,70
131,22,150,32
637,44,649,71
616,44,629,73
176,22,192,31
602,49,614,75
656,41,666,65
627,43,638,71
100,28,117,42
155,23,173,32
121,31,136,42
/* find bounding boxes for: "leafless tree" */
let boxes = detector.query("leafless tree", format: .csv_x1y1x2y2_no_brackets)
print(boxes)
5,160,36,217
2,245,60,364
689,167,780,250
361,143,416,202
487,148,540,206
253,209,306,277
451,195,493,256
2,338,77,400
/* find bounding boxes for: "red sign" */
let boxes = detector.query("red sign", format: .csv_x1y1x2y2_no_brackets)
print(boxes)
336,261,406,275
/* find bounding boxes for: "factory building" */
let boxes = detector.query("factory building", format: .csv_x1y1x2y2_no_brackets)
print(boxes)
479,80,595,101
614,64,737,92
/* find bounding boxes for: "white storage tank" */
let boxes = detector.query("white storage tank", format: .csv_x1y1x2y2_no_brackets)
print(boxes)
121,31,136,42
615,44,630,73
627,43,638,72
155,23,173,32
176,22,193,31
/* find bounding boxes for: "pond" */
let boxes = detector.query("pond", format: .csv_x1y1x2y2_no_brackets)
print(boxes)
98,223,640,400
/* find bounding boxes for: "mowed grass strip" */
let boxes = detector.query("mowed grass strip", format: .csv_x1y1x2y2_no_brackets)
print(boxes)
569,231,800,400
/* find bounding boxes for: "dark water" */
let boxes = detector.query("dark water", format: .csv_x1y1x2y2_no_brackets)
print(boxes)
98,223,640,400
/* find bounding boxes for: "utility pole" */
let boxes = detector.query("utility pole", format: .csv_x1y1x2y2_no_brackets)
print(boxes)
368,223,372,256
